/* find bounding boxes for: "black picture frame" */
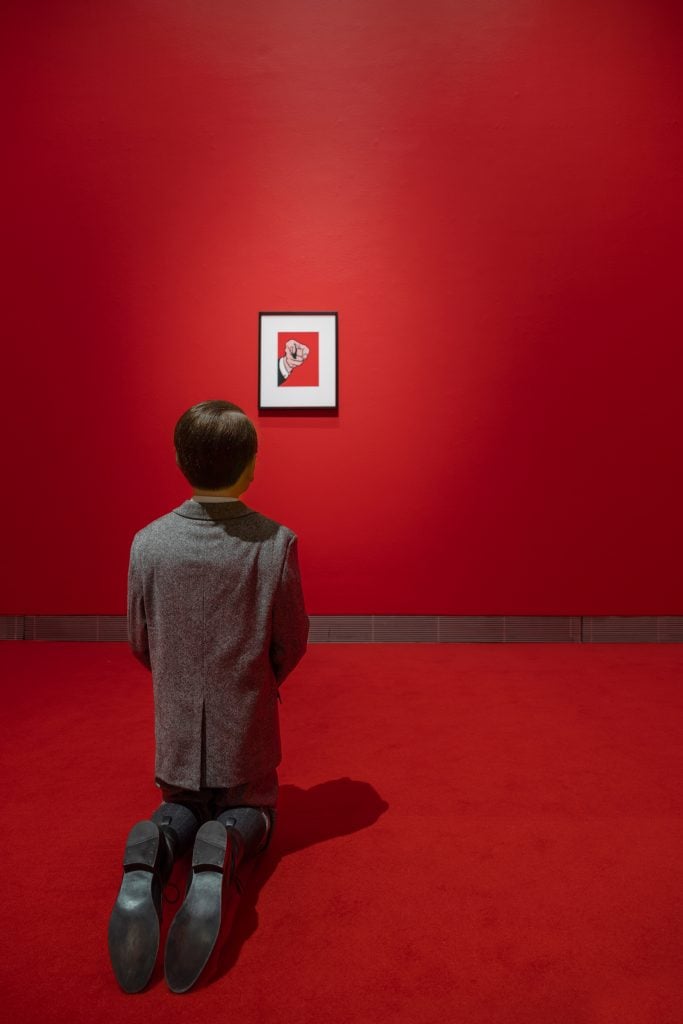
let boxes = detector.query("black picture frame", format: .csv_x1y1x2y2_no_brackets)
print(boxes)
258,311,338,411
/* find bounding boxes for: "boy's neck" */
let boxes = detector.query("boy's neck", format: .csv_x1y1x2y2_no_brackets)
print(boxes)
189,457,255,500
192,488,242,499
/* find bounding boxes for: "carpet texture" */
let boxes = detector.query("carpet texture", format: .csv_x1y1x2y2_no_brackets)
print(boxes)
0,641,681,1023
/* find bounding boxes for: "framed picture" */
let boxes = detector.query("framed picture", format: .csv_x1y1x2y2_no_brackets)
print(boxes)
259,311,338,410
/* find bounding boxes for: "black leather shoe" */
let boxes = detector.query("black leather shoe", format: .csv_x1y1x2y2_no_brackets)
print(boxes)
108,820,170,993
164,820,236,993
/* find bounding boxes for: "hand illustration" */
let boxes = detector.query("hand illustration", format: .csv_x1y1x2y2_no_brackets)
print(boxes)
278,339,310,382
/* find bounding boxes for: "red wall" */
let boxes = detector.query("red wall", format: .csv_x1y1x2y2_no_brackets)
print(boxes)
2,0,683,615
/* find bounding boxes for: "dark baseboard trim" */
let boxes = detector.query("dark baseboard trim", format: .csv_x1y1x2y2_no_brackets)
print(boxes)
1,615,683,643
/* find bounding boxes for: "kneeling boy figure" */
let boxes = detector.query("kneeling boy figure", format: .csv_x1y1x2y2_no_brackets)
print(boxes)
109,400,309,993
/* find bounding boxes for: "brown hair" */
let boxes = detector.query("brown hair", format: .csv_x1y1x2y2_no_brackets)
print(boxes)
173,400,257,489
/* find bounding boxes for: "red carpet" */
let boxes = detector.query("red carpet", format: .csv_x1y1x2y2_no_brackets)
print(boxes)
0,642,681,1023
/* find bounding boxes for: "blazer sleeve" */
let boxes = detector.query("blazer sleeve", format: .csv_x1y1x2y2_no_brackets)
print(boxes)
270,534,309,686
127,537,151,671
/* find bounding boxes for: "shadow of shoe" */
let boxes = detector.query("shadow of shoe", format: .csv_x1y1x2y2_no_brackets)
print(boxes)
204,777,389,985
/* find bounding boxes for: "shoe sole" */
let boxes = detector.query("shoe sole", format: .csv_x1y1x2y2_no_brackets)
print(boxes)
108,820,161,994
164,820,231,993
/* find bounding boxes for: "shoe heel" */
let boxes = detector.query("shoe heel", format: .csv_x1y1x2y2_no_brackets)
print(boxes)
192,821,229,872
123,820,160,871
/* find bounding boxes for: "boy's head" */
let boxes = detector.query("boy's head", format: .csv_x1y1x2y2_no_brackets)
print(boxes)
174,400,258,492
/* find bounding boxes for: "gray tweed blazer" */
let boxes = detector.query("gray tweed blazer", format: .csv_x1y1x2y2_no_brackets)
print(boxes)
127,499,309,790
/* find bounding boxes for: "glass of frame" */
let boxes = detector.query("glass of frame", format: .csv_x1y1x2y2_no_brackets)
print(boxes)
259,311,338,410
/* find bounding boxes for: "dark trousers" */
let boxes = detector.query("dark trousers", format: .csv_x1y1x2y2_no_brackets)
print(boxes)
150,769,278,861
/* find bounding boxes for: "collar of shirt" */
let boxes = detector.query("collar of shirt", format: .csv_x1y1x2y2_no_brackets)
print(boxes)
190,495,239,503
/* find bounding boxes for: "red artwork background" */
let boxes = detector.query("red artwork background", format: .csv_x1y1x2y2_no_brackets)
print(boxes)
278,331,319,387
